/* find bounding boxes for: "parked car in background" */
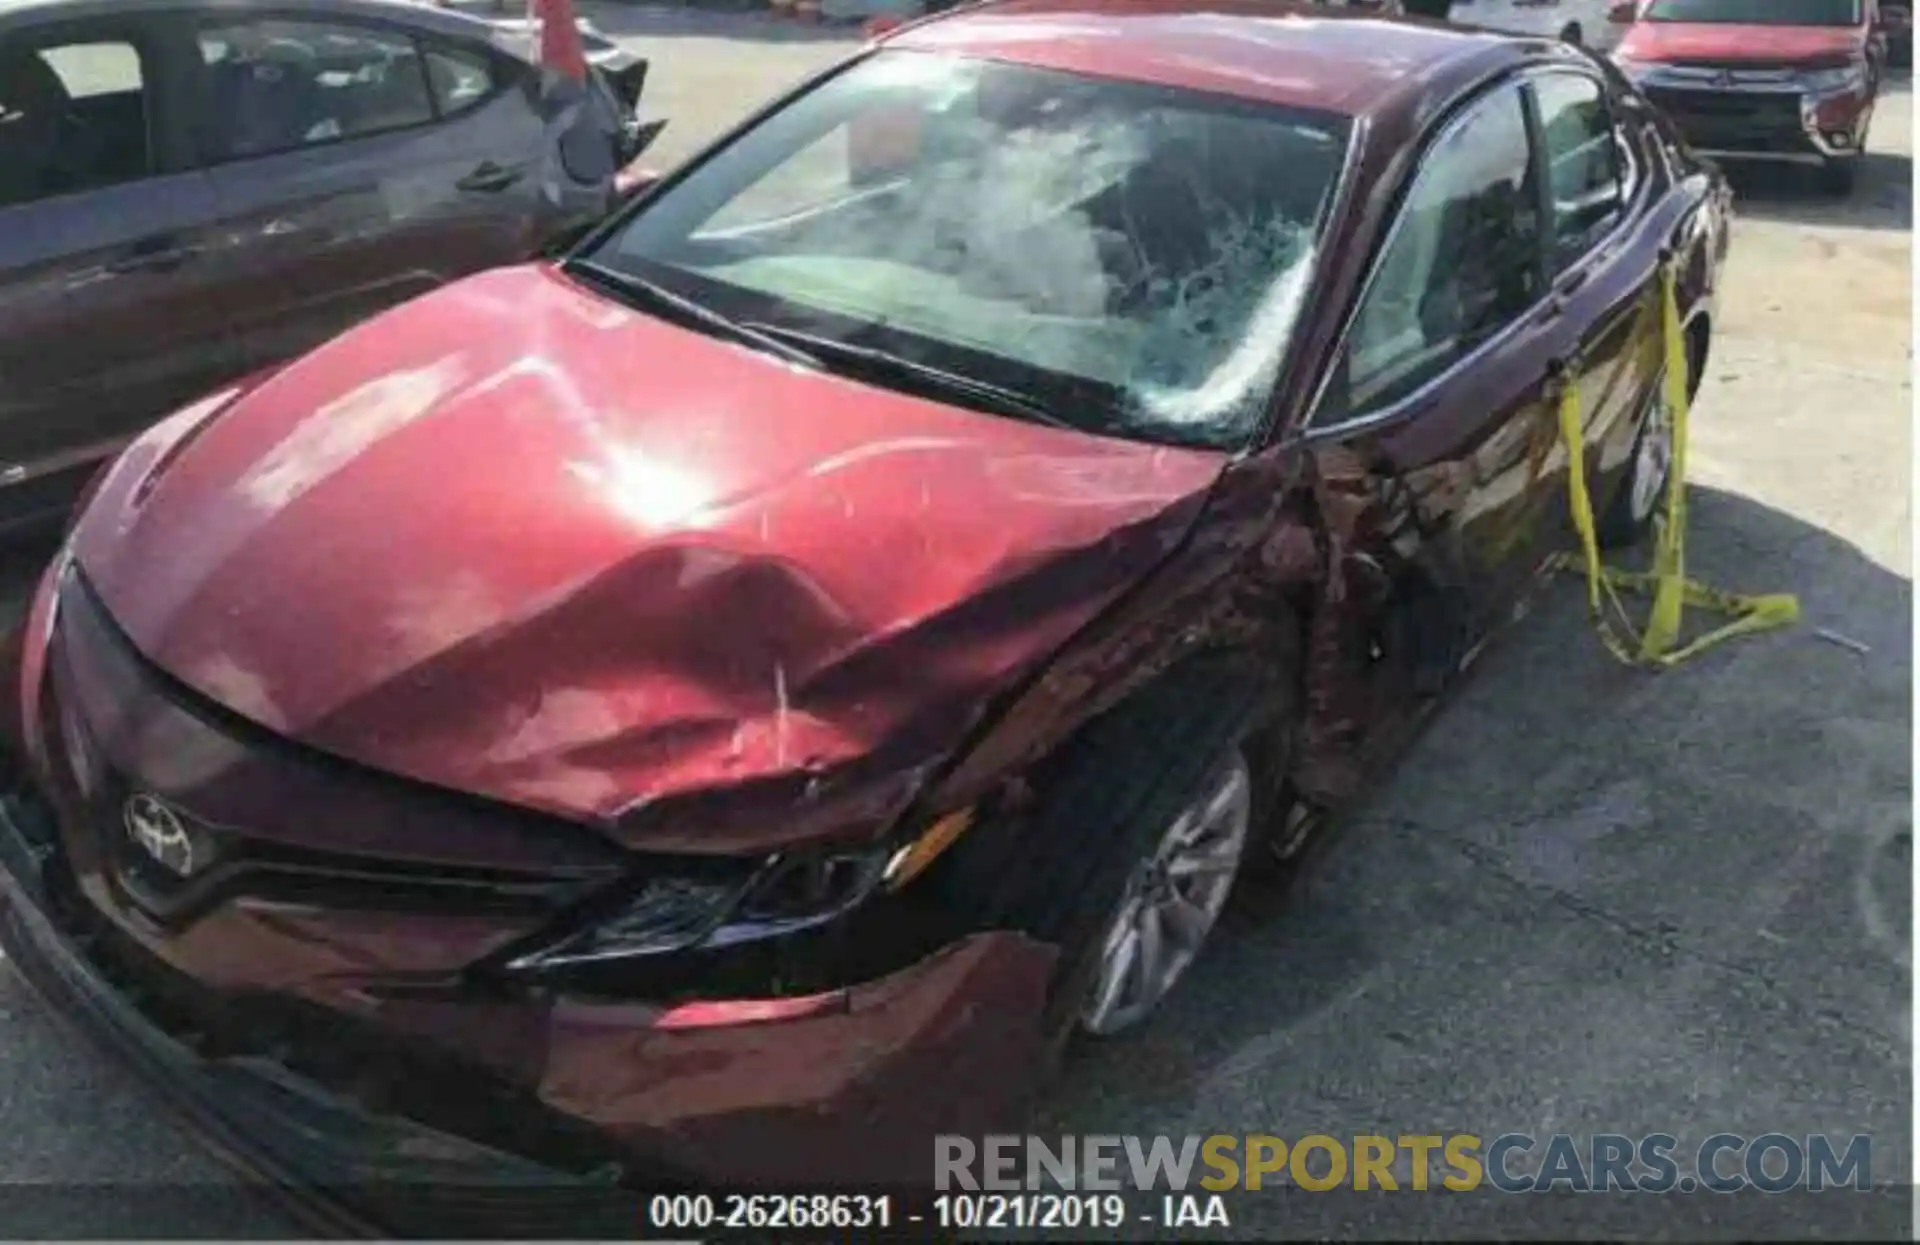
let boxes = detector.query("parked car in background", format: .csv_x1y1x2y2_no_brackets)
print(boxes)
0,0,1730,1229
1609,0,1886,193
0,0,659,535
1448,0,1626,50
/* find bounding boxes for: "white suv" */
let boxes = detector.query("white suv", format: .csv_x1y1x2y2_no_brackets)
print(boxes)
1444,0,1628,49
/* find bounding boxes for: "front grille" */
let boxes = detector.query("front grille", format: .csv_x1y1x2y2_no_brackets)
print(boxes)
1660,60,1803,78
1646,87,1801,118
1644,86,1806,147
8,775,649,1191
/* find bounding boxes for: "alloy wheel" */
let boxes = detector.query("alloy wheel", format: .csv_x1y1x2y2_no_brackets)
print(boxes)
1629,385,1675,525
1081,752,1252,1036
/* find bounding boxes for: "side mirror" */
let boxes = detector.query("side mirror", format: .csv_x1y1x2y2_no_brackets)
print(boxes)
1608,1,1636,21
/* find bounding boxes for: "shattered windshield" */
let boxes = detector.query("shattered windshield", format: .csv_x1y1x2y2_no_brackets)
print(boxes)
583,52,1351,450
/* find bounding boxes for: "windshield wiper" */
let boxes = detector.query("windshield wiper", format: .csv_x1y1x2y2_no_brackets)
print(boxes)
564,260,821,369
741,322,1080,432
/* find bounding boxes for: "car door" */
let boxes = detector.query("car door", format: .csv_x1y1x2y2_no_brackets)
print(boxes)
1525,67,1661,540
1303,79,1563,645
185,12,546,372
0,14,237,517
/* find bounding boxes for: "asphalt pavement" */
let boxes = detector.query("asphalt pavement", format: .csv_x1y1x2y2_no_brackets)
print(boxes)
0,10,1909,1237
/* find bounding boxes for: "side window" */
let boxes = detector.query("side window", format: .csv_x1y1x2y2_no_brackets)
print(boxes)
0,37,153,208
1533,73,1624,270
423,42,497,118
1320,84,1542,421
196,20,433,161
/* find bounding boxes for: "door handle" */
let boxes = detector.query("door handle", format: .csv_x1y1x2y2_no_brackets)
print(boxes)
105,239,201,275
457,161,525,193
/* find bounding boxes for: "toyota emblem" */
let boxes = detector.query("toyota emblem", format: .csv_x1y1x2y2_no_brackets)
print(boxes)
122,793,198,878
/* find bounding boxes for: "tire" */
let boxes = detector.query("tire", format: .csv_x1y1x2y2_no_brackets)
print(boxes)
1598,365,1676,549
1818,157,1858,197
932,657,1281,1043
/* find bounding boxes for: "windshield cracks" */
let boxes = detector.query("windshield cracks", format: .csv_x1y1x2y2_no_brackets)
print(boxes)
580,54,1349,451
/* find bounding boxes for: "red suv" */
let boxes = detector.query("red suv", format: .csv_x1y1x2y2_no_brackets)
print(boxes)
1610,0,1888,193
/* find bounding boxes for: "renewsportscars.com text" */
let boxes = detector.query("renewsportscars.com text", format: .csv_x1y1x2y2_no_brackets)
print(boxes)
934,1133,1874,1194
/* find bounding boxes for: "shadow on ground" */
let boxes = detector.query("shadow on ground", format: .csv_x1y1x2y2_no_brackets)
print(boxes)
1039,484,1910,1239
1724,150,1914,232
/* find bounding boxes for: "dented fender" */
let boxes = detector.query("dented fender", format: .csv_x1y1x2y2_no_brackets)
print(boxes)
923,439,1384,816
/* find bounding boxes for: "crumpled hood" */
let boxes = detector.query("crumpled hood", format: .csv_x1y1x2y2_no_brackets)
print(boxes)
1619,21,1864,62
70,265,1226,849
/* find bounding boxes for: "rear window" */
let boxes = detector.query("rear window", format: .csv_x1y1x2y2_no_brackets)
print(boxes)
197,19,434,159
1642,0,1862,24
0,39,153,205
41,41,142,96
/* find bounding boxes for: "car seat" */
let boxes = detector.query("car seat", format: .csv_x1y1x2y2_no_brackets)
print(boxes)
0,52,70,206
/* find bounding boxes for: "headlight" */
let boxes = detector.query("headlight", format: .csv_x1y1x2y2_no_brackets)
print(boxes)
1804,62,1867,92
504,844,891,974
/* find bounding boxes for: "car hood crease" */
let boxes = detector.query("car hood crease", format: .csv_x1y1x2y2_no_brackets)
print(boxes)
69,265,1227,846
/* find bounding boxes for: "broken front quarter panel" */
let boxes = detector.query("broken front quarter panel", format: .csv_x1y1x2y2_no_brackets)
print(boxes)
919,415,1436,825
64,265,1231,857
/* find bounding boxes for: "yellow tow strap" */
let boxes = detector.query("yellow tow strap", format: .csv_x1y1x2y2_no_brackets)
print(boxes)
1543,259,1800,667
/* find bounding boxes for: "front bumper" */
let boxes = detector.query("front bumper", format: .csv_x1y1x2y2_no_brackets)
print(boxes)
0,782,1056,1233
0,797,628,1238
1638,78,1872,164
0,564,1060,1233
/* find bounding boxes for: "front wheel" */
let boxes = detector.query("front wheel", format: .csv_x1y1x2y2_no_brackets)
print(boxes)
1080,749,1254,1036
1598,367,1676,549
931,660,1278,1043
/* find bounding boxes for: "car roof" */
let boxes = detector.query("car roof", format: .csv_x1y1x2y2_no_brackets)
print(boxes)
884,0,1536,117
0,0,495,42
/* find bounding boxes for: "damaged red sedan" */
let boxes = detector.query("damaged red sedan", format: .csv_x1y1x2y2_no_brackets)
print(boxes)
0,0,1728,1231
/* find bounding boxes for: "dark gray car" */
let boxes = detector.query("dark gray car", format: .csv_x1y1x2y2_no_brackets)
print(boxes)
0,0,657,530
